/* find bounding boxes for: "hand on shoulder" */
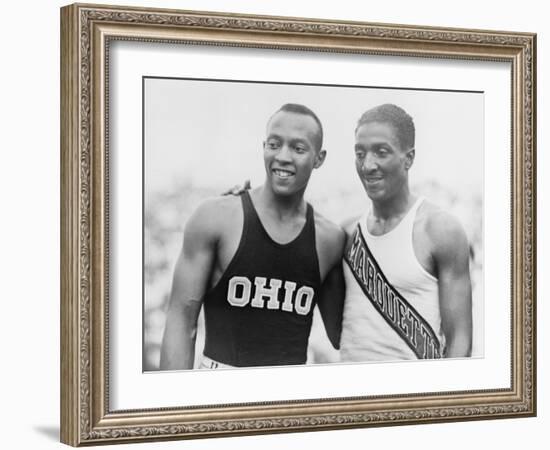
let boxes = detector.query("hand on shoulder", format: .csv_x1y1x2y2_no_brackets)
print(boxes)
220,179,251,196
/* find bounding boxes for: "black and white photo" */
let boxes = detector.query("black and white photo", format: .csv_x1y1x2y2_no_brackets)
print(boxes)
143,78,483,371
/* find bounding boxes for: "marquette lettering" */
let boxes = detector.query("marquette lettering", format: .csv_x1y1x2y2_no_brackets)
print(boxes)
344,227,442,359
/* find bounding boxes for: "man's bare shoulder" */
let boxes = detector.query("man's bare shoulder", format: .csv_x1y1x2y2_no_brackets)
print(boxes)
313,210,346,254
418,200,469,255
185,195,242,236
341,215,362,236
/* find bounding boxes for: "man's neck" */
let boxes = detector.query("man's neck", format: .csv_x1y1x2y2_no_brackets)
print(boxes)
370,188,414,221
254,185,307,221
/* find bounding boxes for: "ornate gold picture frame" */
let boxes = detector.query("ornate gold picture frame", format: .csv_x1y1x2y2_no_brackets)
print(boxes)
60,3,536,446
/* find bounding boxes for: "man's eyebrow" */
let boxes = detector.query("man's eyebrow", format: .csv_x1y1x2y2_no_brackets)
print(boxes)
356,140,388,147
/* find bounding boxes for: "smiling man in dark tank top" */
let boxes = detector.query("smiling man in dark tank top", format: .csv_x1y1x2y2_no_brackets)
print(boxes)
160,104,346,369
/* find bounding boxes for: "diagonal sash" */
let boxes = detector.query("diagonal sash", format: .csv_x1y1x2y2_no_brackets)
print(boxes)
344,224,443,359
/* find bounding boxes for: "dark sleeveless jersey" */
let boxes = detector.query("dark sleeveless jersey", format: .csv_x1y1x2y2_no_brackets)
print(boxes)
202,191,322,367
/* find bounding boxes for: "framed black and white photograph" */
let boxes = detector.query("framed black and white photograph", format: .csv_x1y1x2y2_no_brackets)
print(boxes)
60,3,536,446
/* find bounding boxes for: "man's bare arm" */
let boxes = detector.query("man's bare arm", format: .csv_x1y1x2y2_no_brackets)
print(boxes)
316,220,346,350
429,212,473,358
159,203,218,370
317,262,345,349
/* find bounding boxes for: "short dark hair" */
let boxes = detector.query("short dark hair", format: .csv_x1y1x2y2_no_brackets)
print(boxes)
269,103,324,151
356,104,415,150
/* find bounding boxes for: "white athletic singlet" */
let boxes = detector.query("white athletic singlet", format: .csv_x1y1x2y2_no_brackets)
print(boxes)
340,197,446,362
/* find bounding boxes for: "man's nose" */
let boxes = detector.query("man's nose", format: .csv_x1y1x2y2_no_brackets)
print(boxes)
275,144,292,162
362,152,378,171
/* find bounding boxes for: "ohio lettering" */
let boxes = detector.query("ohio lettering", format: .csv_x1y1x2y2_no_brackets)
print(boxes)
345,226,443,359
227,276,314,315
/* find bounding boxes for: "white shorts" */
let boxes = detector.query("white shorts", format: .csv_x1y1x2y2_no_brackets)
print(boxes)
199,355,234,370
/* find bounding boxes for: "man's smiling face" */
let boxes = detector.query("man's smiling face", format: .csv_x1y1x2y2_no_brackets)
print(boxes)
354,121,413,203
263,110,325,197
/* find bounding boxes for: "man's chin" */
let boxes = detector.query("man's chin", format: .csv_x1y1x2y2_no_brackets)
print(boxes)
270,182,307,197
270,184,295,196
364,188,386,201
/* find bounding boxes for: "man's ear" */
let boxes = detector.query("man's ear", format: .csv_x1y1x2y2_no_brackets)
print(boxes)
314,148,327,169
405,148,415,170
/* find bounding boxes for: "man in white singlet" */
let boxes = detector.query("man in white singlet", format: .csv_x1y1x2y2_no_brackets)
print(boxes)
340,104,472,361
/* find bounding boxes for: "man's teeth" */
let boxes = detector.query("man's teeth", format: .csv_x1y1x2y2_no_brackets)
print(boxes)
274,169,293,178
